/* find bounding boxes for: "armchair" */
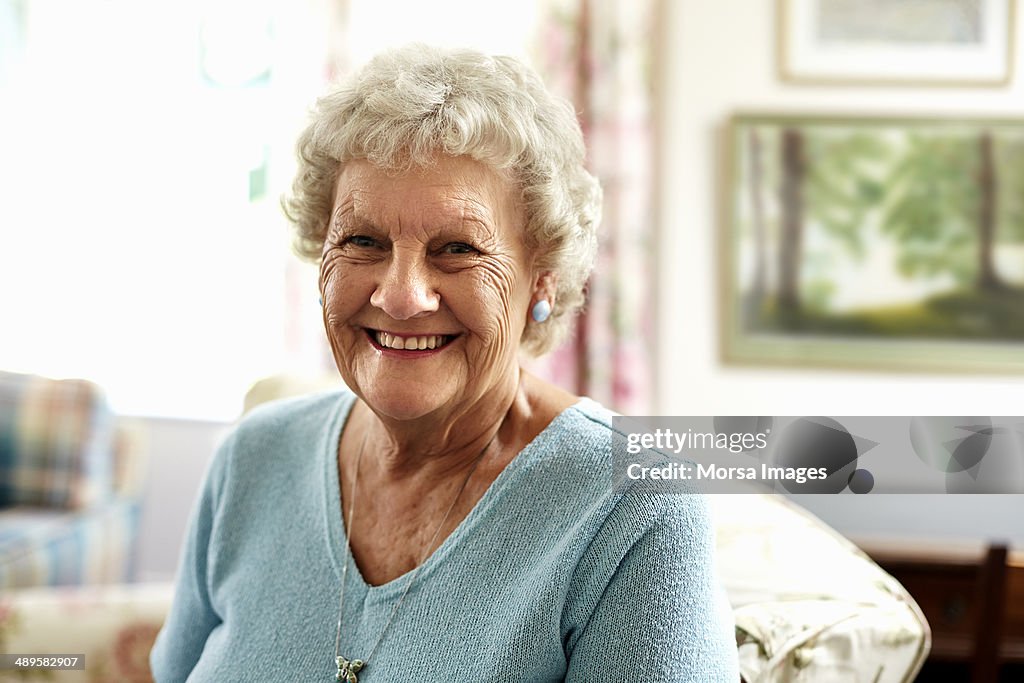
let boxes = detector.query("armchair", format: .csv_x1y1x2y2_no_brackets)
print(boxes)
0,371,145,589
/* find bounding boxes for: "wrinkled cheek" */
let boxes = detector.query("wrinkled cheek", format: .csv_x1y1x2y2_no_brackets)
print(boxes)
319,263,340,333
319,256,342,302
321,309,367,388
320,260,358,316
474,278,523,365
318,259,358,355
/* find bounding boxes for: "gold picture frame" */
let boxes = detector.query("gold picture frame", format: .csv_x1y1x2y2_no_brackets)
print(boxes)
721,112,1024,374
777,0,1016,87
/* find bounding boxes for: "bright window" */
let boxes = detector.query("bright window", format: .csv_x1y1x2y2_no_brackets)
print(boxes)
0,0,537,420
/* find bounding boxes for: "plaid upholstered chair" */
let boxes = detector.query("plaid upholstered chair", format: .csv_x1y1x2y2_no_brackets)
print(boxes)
0,371,145,588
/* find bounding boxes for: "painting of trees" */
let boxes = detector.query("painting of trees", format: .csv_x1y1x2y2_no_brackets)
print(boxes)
731,115,1024,352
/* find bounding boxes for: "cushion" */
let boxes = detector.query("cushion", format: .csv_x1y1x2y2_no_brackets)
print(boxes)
711,493,930,683
0,582,171,682
0,501,139,589
0,371,114,509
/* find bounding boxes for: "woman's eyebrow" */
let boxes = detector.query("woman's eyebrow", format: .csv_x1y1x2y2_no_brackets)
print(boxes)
332,201,353,228
332,192,385,227
448,201,501,236
451,195,497,220
331,198,502,239
332,205,377,232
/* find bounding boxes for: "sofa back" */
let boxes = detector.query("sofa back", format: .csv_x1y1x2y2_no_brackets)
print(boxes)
0,371,114,509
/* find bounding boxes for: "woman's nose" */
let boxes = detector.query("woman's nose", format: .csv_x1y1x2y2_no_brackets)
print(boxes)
369,249,440,320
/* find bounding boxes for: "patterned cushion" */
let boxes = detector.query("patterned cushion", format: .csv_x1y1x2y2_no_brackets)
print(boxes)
711,494,930,683
0,582,171,682
0,371,114,509
0,501,140,589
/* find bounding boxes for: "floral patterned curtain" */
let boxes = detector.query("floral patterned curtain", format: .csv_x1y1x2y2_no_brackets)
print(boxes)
528,0,656,414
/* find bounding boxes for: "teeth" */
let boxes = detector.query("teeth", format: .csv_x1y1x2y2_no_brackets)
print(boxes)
374,332,447,351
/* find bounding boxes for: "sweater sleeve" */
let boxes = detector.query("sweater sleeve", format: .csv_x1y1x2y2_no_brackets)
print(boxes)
149,435,231,682
564,493,739,682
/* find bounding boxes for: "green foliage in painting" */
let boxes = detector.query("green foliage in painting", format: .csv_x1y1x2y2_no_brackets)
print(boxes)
804,128,891,261
878,131,980,285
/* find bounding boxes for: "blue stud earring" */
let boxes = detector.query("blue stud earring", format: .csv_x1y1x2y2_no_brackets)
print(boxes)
531,299,551,323
318,296,323,307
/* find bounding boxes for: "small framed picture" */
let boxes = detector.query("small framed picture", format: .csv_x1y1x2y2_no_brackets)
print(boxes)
778,0,1015,86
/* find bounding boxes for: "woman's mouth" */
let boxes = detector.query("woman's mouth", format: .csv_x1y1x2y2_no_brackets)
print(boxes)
367,329,456,352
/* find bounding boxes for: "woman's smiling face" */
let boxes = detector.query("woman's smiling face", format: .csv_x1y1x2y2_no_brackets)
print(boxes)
320,156,536,422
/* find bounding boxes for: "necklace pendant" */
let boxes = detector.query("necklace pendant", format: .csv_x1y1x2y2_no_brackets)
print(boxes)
336,656,364,682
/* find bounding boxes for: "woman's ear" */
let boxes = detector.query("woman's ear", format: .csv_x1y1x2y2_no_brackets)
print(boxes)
530,271,558,323
532,271,558,306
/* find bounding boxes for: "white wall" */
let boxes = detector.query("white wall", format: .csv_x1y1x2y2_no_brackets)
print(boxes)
656,0,1024,543
133,418,230,582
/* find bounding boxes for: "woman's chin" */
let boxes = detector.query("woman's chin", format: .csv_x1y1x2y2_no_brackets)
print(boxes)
360,388,451,423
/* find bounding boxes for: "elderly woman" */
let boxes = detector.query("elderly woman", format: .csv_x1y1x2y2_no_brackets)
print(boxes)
150,45,738,682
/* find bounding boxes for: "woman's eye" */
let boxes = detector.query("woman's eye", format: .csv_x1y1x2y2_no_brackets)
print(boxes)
442,242,476,255
346,235,379,248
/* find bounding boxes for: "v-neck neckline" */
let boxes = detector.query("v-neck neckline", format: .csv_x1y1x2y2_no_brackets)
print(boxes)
320,390,591,597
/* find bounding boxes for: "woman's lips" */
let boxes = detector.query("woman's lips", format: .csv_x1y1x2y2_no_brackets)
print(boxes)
366,329,456,352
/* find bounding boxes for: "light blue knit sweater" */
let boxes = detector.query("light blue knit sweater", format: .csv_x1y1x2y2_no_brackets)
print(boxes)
150,390,738,681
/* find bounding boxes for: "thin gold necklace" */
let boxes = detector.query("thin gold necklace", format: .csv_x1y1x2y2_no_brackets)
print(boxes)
333,425,498,682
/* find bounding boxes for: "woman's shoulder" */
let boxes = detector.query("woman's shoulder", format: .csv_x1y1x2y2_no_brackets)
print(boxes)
543,396,712,522
515,396,614,481
542,395,613,442
565,395,615,424
548,402,720,649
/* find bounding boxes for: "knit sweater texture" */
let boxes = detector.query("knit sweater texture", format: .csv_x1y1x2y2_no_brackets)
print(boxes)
150,389,739,681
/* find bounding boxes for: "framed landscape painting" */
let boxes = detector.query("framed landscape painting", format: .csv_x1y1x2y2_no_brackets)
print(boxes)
778,0,1014,85
723,113,1024,373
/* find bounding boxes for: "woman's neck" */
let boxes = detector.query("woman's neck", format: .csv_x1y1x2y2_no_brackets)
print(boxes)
350,368,524,484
